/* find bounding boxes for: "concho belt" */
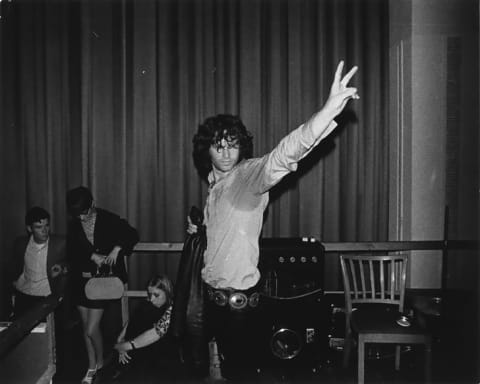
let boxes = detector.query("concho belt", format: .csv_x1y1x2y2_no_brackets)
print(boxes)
207,287,260,310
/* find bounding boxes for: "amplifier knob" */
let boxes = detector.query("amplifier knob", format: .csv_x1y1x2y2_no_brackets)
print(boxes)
312,256,318,263
289,256,296,263
278,256,285,263
301,256,307,263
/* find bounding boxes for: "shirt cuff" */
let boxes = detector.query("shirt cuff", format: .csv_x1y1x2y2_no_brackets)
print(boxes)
299,119,338,155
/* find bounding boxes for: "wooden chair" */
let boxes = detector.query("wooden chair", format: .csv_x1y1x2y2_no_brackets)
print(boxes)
339,254,432,384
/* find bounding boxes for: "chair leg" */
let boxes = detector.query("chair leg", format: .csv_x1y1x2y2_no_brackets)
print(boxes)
358,335,365,384
343,337,351,368
343,325,352,368
395,345,401,370
424,339,432,384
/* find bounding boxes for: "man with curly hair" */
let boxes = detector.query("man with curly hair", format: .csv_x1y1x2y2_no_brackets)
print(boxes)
189,61,359,379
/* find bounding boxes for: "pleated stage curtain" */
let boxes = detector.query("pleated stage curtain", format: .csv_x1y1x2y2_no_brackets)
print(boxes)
0,0,388,315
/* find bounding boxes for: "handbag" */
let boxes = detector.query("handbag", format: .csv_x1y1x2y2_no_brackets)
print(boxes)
84,265,125,300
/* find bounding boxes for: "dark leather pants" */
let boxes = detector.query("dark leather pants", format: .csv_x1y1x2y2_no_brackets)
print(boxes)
206,285,264,380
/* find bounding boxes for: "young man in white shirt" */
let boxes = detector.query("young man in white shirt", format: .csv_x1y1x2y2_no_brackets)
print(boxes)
189,61,359,379
9,206,67,318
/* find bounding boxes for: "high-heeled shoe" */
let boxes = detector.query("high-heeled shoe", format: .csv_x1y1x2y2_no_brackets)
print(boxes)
81,367,97,384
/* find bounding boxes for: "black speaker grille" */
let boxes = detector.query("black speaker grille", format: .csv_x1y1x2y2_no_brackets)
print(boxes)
258,238,324,298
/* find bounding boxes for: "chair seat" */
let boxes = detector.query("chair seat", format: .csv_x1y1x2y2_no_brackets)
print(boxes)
352,308,429,342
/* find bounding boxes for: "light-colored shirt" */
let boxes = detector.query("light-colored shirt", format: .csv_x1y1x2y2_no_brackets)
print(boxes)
202,117,336,290
15,236,51,296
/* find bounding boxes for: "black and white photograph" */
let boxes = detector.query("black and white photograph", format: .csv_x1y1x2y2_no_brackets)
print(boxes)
0,0,478,383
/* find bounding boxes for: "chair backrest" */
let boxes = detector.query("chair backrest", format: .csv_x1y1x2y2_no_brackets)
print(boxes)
340,254,408,314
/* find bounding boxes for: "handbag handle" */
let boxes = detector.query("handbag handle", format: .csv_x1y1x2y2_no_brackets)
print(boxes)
95,263,114,277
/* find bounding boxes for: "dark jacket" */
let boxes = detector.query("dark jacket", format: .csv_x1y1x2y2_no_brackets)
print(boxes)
67,208,139,283
9,234,67,297
170,230,206,338
170,207,209,375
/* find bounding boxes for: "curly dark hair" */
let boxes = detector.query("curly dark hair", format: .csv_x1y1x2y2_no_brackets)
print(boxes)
193,114,253,178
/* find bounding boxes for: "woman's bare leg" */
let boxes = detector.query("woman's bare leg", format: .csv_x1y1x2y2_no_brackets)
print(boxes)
78,305,105,369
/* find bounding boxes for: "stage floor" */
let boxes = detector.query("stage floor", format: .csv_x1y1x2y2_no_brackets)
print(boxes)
52,289,476,384
53,322,474,384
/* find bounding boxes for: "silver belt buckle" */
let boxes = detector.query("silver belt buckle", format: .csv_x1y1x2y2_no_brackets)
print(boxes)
248,292,260,308
213,290,228,306
229,292,248,310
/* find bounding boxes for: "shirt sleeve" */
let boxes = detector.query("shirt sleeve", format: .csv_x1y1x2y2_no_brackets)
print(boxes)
153,306,172,338
113,217,139,255
244,116,337,194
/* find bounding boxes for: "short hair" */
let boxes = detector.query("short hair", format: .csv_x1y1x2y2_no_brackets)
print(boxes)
25,207,50,226
146,275,174,307
66,186,93,216
193,114,253,178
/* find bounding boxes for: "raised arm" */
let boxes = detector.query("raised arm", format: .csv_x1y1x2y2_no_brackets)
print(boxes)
248,61,359,193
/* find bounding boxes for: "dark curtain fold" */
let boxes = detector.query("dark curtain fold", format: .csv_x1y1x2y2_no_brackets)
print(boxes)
0,0,389,315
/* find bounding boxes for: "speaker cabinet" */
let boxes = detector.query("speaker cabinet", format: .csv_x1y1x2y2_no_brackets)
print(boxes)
259,237,324,297
257,238,330,373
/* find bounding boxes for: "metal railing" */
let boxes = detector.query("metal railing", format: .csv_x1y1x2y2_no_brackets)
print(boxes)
0,294,61,383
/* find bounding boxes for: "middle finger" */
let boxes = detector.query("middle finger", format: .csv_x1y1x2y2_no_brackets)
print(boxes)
340,66,358,87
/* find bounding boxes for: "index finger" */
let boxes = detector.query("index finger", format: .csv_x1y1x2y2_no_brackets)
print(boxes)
334,60,345,84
